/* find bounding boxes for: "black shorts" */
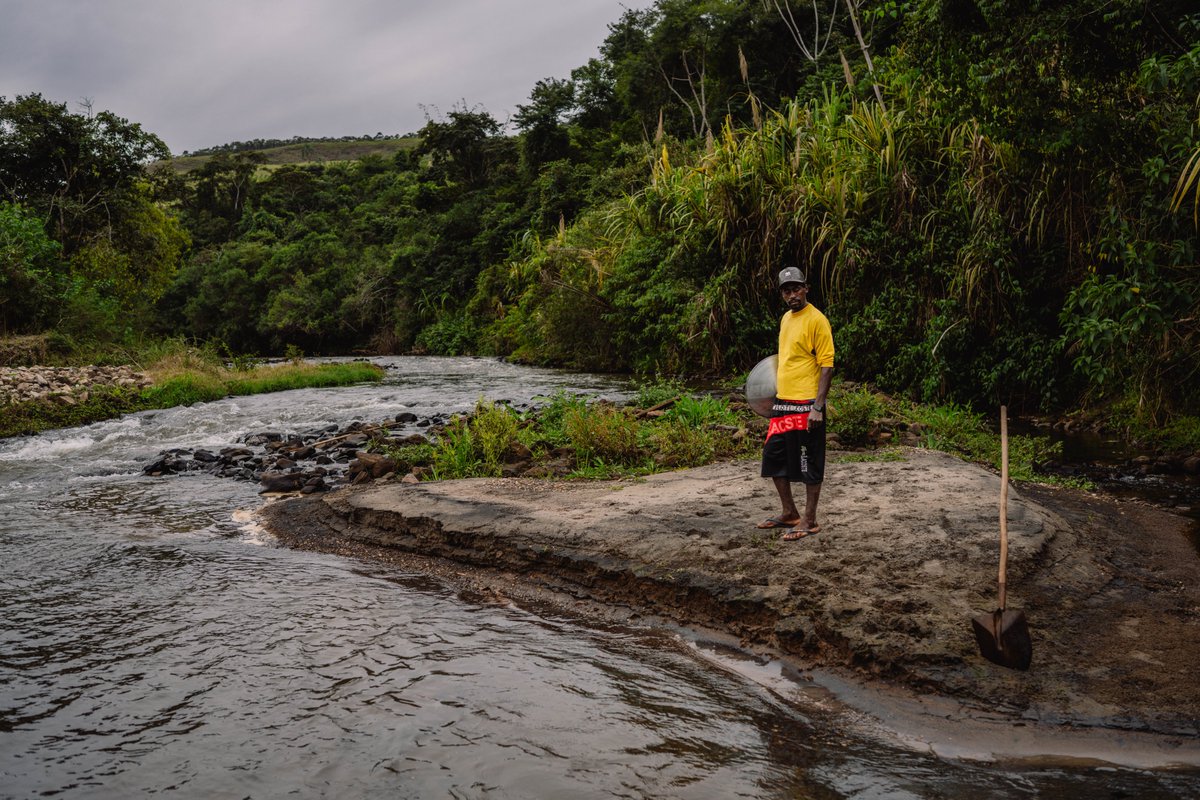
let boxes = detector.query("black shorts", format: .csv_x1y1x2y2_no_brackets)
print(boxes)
760,398,826,484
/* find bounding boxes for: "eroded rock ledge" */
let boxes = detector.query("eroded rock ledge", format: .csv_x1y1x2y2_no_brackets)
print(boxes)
260,448,1200,741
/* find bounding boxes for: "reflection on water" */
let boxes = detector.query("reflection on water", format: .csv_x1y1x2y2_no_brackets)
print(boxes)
1,357,1197,798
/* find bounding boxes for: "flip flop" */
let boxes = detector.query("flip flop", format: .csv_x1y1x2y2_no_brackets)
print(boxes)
756,516,801,529
781,524,821,541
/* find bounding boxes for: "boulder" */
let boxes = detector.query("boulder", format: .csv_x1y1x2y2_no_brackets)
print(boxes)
501,461,530,478
143,455,188,475
348,452,398,481
300,476,327,494
244,432,283,446
397,433,430,446
259,472,307,493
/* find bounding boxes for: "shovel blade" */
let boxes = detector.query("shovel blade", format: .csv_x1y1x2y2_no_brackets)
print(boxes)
971,608,1032,671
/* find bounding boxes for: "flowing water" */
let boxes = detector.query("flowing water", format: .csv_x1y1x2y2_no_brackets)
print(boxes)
1,356,1196,799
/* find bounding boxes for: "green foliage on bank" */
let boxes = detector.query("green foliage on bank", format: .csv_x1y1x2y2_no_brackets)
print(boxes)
223,362,383,395
0,360,384,438
0,386,146,439
5,0,1200,441
825,384,1077,485
378,392,759,481
376,382,1078,487
0,94,183,341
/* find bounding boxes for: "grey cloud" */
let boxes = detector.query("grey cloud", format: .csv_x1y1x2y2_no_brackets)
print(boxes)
1,0,650,153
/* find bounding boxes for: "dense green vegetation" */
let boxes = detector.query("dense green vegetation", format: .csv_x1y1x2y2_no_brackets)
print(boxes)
3,0,1199,443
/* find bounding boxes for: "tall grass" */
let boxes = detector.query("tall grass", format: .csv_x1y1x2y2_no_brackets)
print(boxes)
668,394,739,427
224,362,383,395
430,417,485,479
475,67,1200,420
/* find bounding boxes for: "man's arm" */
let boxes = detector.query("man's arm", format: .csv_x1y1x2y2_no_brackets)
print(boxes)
809,366,833,424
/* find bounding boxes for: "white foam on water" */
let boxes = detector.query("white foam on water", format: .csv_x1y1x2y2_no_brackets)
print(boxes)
231,507,273,546
0,432,99,461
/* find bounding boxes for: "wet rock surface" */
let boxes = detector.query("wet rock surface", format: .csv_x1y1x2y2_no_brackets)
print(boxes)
141,413,453,493
140,400,604,493
259,448,1200,749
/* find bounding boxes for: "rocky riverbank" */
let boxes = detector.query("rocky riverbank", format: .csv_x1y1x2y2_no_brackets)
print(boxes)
258,449,1200,765
0,365,152,406
141,413,444,493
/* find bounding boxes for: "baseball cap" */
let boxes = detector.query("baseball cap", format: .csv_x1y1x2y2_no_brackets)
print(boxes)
778,267,806,287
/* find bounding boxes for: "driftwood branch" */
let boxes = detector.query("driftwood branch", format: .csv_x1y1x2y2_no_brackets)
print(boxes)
634,396,680,417
312,419,404,449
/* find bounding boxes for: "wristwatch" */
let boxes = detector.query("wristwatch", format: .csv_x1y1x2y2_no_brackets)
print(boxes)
811,401,825,412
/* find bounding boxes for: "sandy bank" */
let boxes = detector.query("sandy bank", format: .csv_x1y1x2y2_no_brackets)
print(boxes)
259,447,1200,761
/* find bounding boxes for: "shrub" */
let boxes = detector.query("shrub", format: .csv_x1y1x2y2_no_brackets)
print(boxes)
1005,435,1064,482
470,400,521,472
383,442,437,473
533,391,590,446
649,419,716,468
415,312,477,355
668,394,738,428
431,417,482,479
564,403,642,467
632,375,687,408
428,400,521,478
830,386,886,447
908,402,989,457
905,402,1062,480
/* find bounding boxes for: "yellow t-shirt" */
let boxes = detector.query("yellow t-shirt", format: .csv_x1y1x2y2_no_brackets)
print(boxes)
776,304,835,400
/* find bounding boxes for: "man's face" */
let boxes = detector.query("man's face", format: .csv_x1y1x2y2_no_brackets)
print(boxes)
780,282,808,311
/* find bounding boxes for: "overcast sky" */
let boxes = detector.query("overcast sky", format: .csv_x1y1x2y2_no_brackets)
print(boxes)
1,0,652,155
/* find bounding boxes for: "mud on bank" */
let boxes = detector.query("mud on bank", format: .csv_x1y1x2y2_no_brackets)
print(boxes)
259,448,1200,753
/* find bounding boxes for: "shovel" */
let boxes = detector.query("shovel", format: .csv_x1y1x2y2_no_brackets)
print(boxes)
971,405,1033,670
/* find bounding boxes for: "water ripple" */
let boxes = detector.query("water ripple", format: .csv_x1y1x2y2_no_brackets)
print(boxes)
2,359,1196,798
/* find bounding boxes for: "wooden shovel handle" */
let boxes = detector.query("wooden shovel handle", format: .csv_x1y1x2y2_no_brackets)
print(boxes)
998,405,1009,611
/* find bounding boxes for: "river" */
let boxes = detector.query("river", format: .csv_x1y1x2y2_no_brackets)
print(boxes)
1,356,1195,798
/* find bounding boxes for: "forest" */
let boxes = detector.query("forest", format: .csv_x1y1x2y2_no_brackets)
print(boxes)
2,0,1198,426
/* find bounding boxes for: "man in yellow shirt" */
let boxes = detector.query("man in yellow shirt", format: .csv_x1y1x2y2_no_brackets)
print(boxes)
756,266,834,540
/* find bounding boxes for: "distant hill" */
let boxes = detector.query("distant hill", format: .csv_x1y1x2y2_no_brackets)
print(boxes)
163,136,421,173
